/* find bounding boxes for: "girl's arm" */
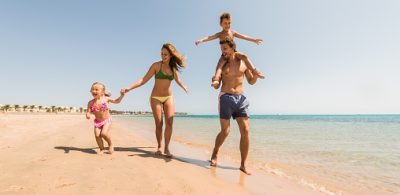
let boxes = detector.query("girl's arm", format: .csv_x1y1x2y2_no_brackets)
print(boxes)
233,31,263,45
107,92,125,104
123,63,157,92
195,33,219,45
174,69,189,94
86,101,92,119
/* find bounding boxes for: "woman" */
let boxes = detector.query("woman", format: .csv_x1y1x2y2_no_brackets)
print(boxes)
122,43,188,158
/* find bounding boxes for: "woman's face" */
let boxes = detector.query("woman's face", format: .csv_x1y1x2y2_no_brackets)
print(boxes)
161,48,171,63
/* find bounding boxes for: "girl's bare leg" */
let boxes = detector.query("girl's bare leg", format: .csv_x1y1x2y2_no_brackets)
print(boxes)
100,122,113,154
94,127,105,154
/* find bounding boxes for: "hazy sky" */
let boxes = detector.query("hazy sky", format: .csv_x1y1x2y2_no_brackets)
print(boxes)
1,0,399,114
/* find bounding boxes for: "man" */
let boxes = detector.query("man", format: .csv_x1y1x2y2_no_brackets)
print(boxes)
210,39,265,175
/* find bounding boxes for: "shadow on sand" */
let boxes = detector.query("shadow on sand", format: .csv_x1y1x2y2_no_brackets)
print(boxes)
54,146,237,170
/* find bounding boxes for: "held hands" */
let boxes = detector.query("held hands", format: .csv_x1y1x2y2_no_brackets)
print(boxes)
254,39,263,45
121,88,130,94
120,88,127,96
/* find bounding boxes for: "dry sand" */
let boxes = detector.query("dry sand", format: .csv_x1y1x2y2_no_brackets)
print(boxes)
0,114,322,195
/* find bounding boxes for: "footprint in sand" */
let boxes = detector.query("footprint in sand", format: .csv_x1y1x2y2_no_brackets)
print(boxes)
56,183,76,189
2,185,24,192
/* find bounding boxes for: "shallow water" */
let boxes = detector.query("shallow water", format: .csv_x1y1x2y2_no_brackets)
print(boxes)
118,115,400,194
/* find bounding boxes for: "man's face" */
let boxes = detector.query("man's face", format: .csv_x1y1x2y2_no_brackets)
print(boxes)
220,43,234,59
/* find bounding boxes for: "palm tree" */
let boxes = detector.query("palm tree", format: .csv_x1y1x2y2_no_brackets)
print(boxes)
23,105,28,112
51,106,56,113
79,107,83,113
38,106,43,112
4,104,10,112
29,105,35,112
14,104,20,112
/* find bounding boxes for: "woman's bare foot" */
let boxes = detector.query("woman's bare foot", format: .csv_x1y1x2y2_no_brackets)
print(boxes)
239,166,252,175
164,149,173,158
155,148,162,156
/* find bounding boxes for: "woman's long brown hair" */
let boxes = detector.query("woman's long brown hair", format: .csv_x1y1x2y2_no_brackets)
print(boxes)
162,43,186,72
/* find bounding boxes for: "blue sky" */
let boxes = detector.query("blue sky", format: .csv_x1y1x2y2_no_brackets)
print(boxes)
1,0,399,114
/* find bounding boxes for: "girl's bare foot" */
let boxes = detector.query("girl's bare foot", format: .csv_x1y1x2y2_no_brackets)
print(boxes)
109,145,114,154
97,149,104,155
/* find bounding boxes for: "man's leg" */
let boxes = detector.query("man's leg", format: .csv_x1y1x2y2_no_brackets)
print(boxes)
236,117,251,175
210,119,230,166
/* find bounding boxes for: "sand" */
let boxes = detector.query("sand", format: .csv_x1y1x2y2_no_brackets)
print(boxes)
0,114,322,195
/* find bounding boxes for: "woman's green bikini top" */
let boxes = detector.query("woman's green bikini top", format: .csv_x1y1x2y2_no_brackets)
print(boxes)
155,63,174,80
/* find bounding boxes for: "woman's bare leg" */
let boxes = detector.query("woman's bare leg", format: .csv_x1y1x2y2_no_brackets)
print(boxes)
150,98,164,155
163,96,175,158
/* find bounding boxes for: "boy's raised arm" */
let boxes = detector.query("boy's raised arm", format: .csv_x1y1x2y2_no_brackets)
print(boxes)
233,31,263,45
195,33,219,45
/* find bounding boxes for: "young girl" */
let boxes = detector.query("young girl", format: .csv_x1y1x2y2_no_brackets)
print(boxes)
195,12,264,87
86,82,125,154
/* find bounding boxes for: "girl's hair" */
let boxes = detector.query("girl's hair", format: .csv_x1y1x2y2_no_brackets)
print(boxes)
162,43,186,71
219,38,237,52
91,82,111,97
220,12,231,24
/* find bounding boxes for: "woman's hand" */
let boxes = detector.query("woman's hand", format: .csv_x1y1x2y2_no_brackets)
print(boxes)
184,87,189,94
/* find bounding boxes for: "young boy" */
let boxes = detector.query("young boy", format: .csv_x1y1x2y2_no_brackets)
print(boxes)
195,12,264,87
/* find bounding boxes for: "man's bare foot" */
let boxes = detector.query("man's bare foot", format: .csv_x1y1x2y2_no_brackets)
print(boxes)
210,158,217,167
239,166,252,175
164,149,173,158
210,153,218,167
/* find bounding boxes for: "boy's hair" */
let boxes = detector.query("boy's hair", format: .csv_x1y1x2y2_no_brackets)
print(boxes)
220,12,231,24
219,38,237,51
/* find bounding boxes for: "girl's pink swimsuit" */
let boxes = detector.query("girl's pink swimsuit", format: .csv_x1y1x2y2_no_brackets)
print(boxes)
91,97,112,128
